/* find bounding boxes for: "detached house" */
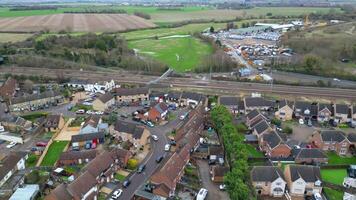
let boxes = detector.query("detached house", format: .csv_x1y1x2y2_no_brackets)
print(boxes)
147,102,168,122
275,99,294,121
246,109,266,127
111,120,150,148
251,120,272,138
43,114,65,132
334,104,350,124
294,101,312,119
219,96,240,114
57,150,98,166
244,97,274,112
0,152,28,188
259,131,291,158
318,103,333,123
79,115,108,135
251,166,286,197
311,130,351,156
180,92,203,108
293,148,328,164
284,165,322,197
115,87,149,103
92,93,115,112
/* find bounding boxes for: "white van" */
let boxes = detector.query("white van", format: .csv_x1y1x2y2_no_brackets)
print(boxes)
164,144,171,152
196,188,208,200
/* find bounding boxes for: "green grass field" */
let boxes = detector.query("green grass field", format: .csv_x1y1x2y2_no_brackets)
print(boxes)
327,152,356,165
40,141,69,166
246,144,264,158
321,168,347,185
128,36,213,72
324,188,344,200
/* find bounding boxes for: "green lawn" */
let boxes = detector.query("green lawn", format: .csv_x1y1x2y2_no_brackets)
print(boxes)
21,112,48,122
327,152,356,165
321,168,347,185
40,141,69,166
324,188,344,200
114,173,126,182
246,144,264,158
128,36,212,72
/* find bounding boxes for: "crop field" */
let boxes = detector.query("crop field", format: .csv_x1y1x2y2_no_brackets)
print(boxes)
0,33,32,43
0,14,156,32
128,36,213,72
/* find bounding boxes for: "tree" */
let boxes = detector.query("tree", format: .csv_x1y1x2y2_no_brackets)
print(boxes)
303,55,321,73
266,12,272,16
210,26,215,33
226,22,234,30
127,159,138,170
284,126,293,134
271,118,282,127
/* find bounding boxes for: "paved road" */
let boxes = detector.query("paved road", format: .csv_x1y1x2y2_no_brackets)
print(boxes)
115,109,187,200
2,67,356,99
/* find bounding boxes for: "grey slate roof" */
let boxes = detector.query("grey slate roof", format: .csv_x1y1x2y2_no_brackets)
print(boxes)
181,92,202,102
295,148,327,159
251,166,284,182
167,91,181,100
153,102,168,114
97,93,114,103
245,97,273,108
11,90,62,105
320,130,346,143
263,131,282,149
319,103,333,113
220,96,239,106
59,150,98,161
246,109,260,120
289,165,321,182
115,87,149,96
335,104,349,114
114,120,145,139
71,132,105,142
0,152,27,182
347,133,356,142
279,99,293,109
252,120,270,135
295,101,311,113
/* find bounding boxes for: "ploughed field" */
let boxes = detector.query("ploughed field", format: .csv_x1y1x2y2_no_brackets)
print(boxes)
0,13,156,32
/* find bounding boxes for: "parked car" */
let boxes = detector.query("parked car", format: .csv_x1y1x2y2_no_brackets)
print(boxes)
164,144,171,152
146,121,154,127
299,118,304,125
111,189,123,199
123,180,131,188
137,164,146,173
156,155,164,163
6,141,17,149
36,142,48,147
120,114,128,118
132,116,140,122
196,188,208,200
219,184,226,190
76,109,85,114
152,135,158,141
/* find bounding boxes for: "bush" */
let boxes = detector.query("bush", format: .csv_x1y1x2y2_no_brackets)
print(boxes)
25,170,40,184
127,159,138,170
284,126,293,134
236,123,248,133
26,154,38,167
271,118,282,127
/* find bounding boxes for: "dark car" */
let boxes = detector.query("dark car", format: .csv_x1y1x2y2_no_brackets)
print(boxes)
156,155,164,163
132,116,140,122
120,114,128,118
123,180,131,188
137,164,146,173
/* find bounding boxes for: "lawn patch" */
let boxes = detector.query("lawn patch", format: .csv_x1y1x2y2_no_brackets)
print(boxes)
327,152,356,165
21,112,48,122
246,144,264,158
324,188,344,200
115,173,126,182
40,141,69,166
321,168,347,185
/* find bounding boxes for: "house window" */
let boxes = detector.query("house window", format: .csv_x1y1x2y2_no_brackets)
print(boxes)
342,143,347,147
340,149,347,155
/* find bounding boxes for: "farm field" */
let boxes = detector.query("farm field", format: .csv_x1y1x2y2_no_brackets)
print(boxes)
0,33,32,43
0,13,156,32
320,168,347,185
40,141,69,166
128,36,213,72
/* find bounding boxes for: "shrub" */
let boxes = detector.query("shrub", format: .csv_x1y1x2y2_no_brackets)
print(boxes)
284,126,293,134
127,159,138,170
271,118,282,127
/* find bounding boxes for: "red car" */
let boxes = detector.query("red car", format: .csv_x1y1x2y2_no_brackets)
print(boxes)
36,142,48,147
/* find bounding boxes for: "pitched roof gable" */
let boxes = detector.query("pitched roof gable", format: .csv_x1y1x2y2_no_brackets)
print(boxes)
289,165,321,183
251,166,284,182
114,120,145,139
320,130,346,143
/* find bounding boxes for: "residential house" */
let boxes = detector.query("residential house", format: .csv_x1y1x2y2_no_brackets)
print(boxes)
149,91,165,102
246,109,266,127
210,166,229,183
166,91,181,104
84,151,119,184
79,115,108,135
244,97,274,112
0,152,27,188
147,102,168,122
0,77,17,100
111,120,149,149
352,106,356,127
294,101,312,119
1,116,32,133
284,165,322,197
219,96,239,114
115,87,149,103
67,79,116,94
259,131,291,158
334,104,350,124
208,145,224,163
311,130,351,156
251,120,272,138
238,99,245,114
180,92,203,108
92,93,115,112
293,148,328,164
347,133,356,155
251,166,286,197
57,150,98,166
9,91,63,112
71,132,105,150
9,184,39,200
318,103,333,123
110,148,132,168
43,114,65,132
275,99,294,121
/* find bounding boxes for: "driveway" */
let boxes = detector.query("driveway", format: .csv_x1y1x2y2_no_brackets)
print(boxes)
196,160,229,200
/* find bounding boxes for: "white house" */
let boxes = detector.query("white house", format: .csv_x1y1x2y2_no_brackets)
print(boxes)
67,80,117,94
0,152,27,188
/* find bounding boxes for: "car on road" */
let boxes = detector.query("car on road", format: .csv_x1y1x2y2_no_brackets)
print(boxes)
219,184,226,190
196,188,208,200
312,193,322,200
111,189,123,199
120,114,128,118
36,141,48,147
164,144,171,152
151,135,158,141
299,118,304,125
6,141,17,149
156,155,164,163
86,110,94,115
137,164,146,173
76,109,85,114
333,78,341,82
146,121,154,127
122,180,131,188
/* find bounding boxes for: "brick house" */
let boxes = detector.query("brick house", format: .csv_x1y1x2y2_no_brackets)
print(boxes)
111,120,150,149
347,133,356,155
251,166,286,197
293,148,328,164
57,150,98,166
180,92,203,108
244,97,274,112
0,152,28,188
9,91,63,112
210,166,229,183
219,96,240,114
334,104,350,124
92,92,115,112
115,87,149,104
318,103,333,123
147,102,168,122
294,101,312,119
246,109,267,127
0,77,17,101
71,132,105,150
311,130,351,156
251,120,272,138
259,131,291,158
43,114,65,132
275,99,294,121
284,165,322,197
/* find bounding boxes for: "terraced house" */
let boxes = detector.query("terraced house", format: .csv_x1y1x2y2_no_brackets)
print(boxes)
92,92,115,112
259,131,291,158
334,104,350,124
115,87,149,103
317,103,333,123
8,91,63,112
